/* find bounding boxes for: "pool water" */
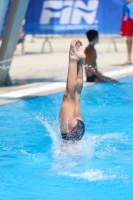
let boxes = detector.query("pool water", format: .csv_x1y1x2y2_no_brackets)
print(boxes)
1,76,133,200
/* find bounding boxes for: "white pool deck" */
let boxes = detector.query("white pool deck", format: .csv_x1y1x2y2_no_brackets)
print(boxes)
0,35,133,105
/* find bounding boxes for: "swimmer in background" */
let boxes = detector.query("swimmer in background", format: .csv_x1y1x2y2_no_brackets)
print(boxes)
84,30,118,83
59,39,85,142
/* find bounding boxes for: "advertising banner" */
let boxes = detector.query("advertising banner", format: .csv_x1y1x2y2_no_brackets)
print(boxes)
25,0,123,34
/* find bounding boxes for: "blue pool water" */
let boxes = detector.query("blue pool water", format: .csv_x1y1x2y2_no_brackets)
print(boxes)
1,76,133,200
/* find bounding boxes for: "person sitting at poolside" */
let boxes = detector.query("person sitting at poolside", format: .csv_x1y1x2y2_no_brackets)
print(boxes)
59,39,85,142
84,30,118,83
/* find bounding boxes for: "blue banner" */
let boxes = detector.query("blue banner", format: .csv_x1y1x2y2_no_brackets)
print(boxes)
0,0,12,36
25,0,123,34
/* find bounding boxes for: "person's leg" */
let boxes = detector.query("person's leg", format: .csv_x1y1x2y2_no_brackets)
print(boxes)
74,62,83,119
59,60,78,133
21,41,24,53
127,37,132,63
59,39,85,133
86,67,118,83
123,37,132,65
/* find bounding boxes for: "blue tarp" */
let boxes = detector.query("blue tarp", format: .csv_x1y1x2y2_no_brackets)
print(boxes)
25,0,124,34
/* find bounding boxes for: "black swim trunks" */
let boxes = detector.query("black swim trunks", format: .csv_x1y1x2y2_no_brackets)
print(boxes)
87,75,97,82
61,119,85,141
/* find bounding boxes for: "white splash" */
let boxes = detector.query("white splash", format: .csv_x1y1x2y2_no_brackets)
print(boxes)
37,116,129,182
60,169,116,182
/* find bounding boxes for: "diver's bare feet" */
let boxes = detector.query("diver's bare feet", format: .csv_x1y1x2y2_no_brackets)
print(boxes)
69,39,86,62
76,40,86,64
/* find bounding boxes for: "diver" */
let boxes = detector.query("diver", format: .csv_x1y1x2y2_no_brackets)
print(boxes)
59,39,85,142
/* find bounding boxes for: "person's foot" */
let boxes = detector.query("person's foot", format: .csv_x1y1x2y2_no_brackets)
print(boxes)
76,40,86,64
110,78,118,84
69,39,86,62
21,51,25,55
122,61,132,66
